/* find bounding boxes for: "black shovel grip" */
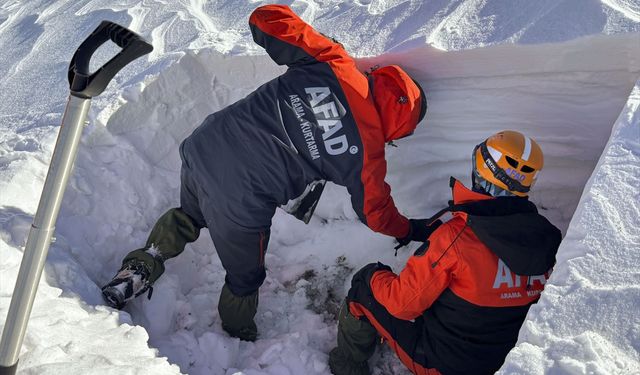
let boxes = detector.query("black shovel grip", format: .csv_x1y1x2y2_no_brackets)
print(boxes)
68,21,153,98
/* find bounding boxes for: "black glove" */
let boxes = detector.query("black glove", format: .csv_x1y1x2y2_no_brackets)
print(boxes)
395,219,443,249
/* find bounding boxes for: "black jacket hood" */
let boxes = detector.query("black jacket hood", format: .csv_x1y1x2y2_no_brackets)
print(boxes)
455,196,562,276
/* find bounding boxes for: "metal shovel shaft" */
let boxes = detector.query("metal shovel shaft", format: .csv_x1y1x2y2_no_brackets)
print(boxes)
0,20,152,374
0,95,91,371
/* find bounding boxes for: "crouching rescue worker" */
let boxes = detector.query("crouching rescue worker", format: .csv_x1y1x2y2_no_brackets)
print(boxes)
101,4,429,342
329,130,563,375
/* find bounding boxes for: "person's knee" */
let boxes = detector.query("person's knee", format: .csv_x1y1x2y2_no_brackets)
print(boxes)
346,262,391,311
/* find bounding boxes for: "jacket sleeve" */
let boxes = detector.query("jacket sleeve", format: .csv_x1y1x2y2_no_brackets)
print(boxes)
368,222,461,320
249,5,348,67
347,148,410,238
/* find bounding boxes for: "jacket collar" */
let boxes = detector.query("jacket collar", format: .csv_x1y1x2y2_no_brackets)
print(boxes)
450,178,494,205
448,177,537,218
447,179,560,276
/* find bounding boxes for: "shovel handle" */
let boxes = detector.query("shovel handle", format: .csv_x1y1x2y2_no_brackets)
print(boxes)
68,21,153,98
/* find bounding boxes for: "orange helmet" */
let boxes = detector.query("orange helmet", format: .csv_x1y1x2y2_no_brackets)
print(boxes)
472,130,544,197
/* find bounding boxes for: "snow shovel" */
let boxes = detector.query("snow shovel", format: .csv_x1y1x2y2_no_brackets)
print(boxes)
0,21,152,375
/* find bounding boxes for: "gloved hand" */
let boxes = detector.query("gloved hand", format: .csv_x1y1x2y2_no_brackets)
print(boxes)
395,219,443,249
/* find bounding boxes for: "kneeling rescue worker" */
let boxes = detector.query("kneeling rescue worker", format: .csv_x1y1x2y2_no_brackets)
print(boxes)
330,130,563,375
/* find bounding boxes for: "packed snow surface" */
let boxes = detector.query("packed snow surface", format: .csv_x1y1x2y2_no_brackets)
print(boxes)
0,1,639,374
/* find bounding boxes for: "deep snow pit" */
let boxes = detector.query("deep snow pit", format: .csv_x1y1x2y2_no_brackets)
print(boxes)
51,34,639,375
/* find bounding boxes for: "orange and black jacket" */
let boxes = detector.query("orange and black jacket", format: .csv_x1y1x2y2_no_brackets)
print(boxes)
368,179,562,374
183,5,424,238
249,5,427,237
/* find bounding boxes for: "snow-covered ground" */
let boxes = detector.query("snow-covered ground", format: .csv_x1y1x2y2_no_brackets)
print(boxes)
1,1,639,374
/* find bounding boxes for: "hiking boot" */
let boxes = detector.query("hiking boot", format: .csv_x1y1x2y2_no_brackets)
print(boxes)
102,258,153,309
102,207,200,310
329,347,371,375
218,283,258,341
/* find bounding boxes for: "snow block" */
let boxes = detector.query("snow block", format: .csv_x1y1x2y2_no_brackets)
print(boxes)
499,80,640,374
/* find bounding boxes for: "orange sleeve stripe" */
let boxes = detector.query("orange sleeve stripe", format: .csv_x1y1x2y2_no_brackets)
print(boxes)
249,5,349,64
349,302,442,375
340,79,410,237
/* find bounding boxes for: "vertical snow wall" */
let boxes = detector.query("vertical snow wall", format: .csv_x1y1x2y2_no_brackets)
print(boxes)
498,80,640,374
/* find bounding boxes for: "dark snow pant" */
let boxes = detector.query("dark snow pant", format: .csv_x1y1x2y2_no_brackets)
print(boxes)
339,281,441,375
124,156,272,298
177,159,272,297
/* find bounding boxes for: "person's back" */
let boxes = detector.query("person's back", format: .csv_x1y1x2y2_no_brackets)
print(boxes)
182,4,426,227
415,179,559,373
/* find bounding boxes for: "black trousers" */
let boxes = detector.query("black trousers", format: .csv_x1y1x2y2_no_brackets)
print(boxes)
177,155,272,297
